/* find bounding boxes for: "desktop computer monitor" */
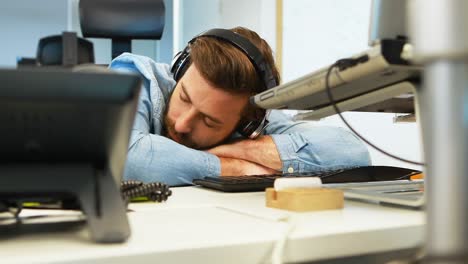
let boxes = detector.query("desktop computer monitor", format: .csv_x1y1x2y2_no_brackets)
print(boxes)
0,68,141,243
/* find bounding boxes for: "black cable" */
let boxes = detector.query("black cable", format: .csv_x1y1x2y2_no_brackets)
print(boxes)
324,59,425,166
121,180,172,203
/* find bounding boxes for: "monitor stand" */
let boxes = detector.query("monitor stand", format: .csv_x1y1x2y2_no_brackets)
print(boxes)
0,163,130,243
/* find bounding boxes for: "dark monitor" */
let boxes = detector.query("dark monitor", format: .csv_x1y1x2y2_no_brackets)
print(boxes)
0,68,140,181
0,68,141,243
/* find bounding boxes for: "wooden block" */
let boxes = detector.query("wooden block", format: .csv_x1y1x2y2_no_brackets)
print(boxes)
265,187,344,212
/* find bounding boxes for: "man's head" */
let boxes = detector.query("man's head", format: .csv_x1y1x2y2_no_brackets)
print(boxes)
165,27,280,149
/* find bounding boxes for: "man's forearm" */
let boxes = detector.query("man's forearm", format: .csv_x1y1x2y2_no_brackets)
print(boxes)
208,136,282,170
218,157,278,176
242,136,282,170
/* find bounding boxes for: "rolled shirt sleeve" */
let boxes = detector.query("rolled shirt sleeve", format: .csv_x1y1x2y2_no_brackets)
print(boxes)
124,132,220,186
266,111,371,174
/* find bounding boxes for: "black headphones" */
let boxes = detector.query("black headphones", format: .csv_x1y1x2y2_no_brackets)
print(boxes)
170,28,278,139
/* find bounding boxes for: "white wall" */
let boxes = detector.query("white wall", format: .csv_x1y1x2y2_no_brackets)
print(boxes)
0,0,68,67
178,0,276,55
179,0,220,47
219,0,276,53
282,0,423,170
282,0,371,81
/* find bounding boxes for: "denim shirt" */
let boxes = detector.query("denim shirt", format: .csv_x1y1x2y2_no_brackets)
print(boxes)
110,53,371,186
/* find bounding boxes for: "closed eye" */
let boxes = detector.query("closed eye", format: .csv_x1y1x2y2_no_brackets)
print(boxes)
179,92,190,103
203,116,218,128
180,82,223,128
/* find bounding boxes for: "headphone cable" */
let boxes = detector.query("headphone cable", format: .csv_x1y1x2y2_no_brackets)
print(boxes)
324,58,425,166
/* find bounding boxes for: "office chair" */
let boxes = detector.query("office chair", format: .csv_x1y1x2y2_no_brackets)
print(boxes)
79,0,166,59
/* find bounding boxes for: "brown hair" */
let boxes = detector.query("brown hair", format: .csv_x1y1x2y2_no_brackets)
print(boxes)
189,27,280,120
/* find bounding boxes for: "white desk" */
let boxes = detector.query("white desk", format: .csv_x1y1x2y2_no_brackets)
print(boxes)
0,186,425,264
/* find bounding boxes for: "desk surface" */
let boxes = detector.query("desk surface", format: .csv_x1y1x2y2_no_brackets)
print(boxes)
1,186,425,264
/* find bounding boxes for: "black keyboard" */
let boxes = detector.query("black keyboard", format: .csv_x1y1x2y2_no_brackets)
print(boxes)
193,166,421,192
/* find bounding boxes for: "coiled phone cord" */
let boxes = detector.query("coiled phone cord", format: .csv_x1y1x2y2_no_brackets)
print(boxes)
121,180,172,203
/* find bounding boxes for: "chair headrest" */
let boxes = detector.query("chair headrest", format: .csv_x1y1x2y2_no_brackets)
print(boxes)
79,0,165,40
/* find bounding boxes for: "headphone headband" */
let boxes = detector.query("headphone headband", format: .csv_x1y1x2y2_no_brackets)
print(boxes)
192,29,277,89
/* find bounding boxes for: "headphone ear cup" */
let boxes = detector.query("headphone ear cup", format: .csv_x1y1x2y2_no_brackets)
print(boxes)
170,51,182,73
170,47,191,81
237,120,261,138
237,109,270,139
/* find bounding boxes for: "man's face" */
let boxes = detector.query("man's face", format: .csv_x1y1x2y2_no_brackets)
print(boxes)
164,64,249,149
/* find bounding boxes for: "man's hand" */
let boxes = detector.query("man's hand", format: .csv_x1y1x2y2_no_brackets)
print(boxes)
218,157,278,176
207,135,282,171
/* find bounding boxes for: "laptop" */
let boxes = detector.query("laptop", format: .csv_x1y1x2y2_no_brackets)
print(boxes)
327,180,425,209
